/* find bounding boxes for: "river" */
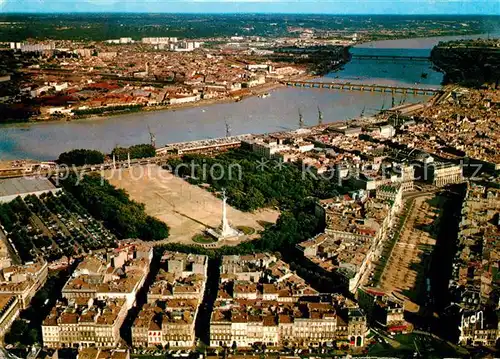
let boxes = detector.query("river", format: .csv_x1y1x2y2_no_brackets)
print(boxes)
0,33,496,161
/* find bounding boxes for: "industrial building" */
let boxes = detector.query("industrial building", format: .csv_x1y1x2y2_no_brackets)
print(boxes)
0,177,59,203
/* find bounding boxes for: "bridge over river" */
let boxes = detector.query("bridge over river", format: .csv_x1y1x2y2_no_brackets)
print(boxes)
283,81,441,96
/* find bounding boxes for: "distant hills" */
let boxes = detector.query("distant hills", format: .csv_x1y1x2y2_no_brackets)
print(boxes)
0,14,496,42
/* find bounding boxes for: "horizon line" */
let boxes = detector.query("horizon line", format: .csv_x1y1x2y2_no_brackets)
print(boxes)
1,12,500,16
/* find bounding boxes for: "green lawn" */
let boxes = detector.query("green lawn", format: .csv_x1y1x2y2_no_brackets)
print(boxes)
192,234,217,244
237,226,256,235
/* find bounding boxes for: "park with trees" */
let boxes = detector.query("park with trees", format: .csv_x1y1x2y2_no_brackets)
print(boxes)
167,149,344,212
57,143,157,167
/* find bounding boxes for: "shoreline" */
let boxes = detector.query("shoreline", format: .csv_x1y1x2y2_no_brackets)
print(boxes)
354,31,493,47
0,89,440,170
4,74,314,126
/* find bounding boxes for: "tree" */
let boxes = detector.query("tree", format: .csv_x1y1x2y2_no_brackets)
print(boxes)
138,216,169,241
61,173,170,241
111,144,156,161
57,149,105,166
5,319,28,345
167,148,345,213
245,187,266,211
28,328,39,344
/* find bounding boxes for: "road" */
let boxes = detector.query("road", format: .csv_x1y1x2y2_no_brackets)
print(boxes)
0,226,21,265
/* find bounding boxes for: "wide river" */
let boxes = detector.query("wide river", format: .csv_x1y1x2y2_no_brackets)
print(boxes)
0,33,496,161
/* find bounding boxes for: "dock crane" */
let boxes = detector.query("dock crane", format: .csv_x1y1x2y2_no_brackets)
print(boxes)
317,106,323,126
148,124,156,148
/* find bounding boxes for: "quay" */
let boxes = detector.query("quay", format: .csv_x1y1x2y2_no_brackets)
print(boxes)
156,134,252,156
283,81,441,96
0,135,254,179
0,155,177,179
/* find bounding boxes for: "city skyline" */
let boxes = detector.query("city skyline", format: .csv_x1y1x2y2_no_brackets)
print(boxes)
0,0,499,14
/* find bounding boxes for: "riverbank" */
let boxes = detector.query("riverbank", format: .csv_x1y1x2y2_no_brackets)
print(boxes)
13,74,314,125
357,30,489,46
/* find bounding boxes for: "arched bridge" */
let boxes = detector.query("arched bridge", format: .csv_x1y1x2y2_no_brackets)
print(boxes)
351,54,431,61
283,81,441,95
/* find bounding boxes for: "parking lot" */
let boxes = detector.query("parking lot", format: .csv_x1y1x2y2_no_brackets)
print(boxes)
1,190,116,263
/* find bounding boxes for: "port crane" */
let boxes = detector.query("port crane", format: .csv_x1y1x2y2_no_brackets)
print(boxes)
148,124,156,148
317,106,323,126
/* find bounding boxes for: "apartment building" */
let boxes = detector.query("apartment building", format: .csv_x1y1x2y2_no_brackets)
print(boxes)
348,309,367,347
375,183,403,211
458,311,499,347
209,254,367,349
141,37,177,45
309,131,415,192
61,243,152,310
451,184,500,308
357,287,409,333
42,298,128,349
0,295,21,344
0,261,48,309
147,251,208,303
132,252,208,348
349,161,415,192
428,161,464,187
242,137,289,159
297,192,400,293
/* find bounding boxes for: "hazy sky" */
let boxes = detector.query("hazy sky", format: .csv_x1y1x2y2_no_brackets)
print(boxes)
0,0,499,14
